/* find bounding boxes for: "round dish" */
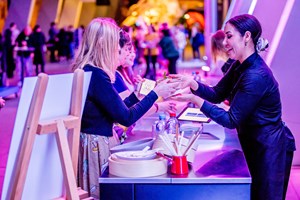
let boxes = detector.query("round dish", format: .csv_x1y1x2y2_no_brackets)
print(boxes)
109,156,168,177
114,150,156,161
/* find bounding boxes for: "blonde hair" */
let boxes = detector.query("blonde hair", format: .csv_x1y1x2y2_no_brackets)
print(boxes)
72,18,120,82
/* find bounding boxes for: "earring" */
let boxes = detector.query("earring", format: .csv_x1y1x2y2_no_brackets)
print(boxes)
245,42,248,46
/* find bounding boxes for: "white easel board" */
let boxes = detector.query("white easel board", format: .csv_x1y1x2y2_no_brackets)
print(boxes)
1,72,91,200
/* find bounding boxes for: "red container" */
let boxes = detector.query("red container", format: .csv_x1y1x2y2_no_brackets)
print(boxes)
171,155,189,175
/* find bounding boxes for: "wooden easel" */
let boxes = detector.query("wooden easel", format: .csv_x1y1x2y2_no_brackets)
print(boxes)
9,69,91,200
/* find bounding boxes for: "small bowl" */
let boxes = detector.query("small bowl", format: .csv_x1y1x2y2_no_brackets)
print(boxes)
110,138,155,154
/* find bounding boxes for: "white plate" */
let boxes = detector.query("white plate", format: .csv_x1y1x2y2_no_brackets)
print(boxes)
114,150,156,161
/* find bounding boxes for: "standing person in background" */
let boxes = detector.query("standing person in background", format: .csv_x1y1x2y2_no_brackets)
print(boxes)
66,25,75,60
170,14,295,200
57,27,69,62
74,25,85,50
191,24,204,60
15,26,34,78
159,28,179,74
173,24,187,62
3,22,17,79
132,25,146,73
143,24,159,80
48,22,58,62
30,25,46,75
11,23,20,47
210,30,235,76
72,18,180,199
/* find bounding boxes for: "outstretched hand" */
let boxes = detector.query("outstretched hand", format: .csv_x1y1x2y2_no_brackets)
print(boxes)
170,93,195,102
0,97,5,110
153,78,181,99
168,74,199,91
170,93,204,108
133,75,144,85
157,101,177,113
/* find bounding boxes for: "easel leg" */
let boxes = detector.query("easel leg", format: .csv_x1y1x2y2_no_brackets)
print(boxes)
69,69,84,178
56,119,80,200
68,127,80,177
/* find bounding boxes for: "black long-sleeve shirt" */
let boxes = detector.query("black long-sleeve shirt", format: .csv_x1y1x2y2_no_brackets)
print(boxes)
192,52,295,200
195,53,283,130
81,64,158,136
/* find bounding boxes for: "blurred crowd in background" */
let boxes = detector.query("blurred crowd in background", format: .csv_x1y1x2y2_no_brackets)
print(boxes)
0,19,205,87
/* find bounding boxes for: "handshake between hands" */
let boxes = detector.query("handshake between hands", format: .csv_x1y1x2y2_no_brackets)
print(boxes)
153,74,199,102
134,73,204,108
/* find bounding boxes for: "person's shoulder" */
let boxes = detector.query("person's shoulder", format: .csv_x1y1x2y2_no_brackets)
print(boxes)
244,63,270,84
84,65,113,88
115,71,124,83
248,56,269,74
84,65,107,77
84,64,99,71
115,71,123,79
114,72,128,93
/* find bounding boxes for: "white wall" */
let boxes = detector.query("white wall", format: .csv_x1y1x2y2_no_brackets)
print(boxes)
267,0,300,165
252,0,287,60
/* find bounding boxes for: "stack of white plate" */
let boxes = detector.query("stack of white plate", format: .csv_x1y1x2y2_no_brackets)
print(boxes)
109,150,168,177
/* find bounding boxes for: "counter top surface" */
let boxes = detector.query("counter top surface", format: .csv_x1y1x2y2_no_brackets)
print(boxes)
100,108,251,184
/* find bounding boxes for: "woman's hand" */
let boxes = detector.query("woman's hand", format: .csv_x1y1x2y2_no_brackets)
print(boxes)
0,97,5,110
153,79,180,99
134,75,145,97
157,101,177,113
170,93,204,108
168,74,199,91
133,75,144,85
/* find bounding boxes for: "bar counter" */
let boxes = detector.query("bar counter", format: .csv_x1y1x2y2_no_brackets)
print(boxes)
99,111,251,200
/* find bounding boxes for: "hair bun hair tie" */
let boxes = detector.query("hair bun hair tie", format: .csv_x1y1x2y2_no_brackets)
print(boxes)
256,37,269,52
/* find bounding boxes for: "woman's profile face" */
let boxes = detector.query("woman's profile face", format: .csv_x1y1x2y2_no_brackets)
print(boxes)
223,23,245,62
118,42,132,66
123,46,136,68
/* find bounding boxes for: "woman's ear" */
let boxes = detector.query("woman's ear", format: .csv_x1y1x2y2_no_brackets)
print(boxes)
244,31,252,43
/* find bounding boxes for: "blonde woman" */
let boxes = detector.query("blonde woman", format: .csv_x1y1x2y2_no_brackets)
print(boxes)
72,18,180,199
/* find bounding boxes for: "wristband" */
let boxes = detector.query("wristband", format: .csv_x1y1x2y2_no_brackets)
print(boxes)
154,103,159,113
